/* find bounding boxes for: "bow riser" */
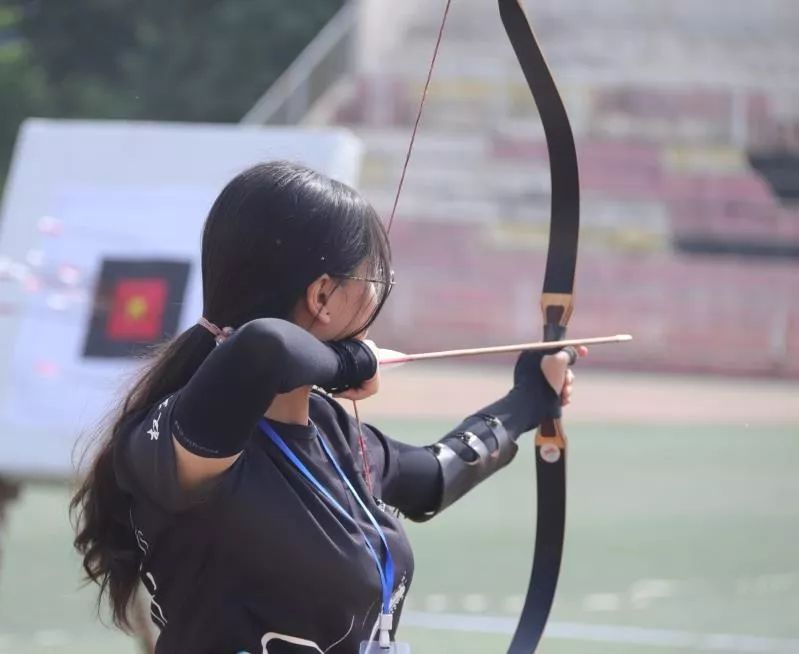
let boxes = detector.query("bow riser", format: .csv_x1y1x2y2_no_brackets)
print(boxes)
541,292,575,341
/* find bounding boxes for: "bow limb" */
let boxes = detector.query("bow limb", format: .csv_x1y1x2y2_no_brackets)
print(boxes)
499,1,580,652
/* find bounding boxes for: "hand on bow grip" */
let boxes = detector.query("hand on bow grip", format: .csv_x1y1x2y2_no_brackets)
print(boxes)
514,345,587,421
541,345,587,407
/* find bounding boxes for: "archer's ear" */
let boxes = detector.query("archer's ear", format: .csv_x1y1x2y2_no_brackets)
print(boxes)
304,274,334,325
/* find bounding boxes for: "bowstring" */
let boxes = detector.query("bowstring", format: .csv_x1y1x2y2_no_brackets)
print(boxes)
386,0,454,234
354,0,453,492
351,399,374,494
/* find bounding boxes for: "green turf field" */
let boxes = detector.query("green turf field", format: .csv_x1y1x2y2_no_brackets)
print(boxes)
1,421,797,653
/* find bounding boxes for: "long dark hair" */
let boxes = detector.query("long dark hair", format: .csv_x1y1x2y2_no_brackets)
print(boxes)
70,161,392,630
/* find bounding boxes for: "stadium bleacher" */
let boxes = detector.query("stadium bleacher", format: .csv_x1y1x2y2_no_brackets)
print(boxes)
313,0,799,376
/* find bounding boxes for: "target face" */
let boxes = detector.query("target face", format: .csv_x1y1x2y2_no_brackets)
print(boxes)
83,259,190,358
0,119,362,477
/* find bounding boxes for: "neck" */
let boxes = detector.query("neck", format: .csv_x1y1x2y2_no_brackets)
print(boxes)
265,386,312,425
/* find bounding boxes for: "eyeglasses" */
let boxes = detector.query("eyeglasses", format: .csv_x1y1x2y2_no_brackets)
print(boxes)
337,270,396,290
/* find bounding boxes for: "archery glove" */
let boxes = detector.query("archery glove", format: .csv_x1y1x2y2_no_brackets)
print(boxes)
513,349,563,423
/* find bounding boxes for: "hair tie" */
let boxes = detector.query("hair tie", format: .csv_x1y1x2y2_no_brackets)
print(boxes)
198,317,234,345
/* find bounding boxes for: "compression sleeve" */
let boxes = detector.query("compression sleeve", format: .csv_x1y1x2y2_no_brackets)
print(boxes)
381,438,441,517
172,318,376,458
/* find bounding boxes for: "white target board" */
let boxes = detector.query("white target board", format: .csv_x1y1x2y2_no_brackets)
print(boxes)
0,119,363,479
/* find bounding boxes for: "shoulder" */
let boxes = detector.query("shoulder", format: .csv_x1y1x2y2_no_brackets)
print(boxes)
308,389,389,446
114,391,217,512
308,390,380,442
309,389,349,424
114,394,177,466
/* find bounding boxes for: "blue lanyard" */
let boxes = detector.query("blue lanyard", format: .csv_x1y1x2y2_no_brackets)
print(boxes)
258,418,395,616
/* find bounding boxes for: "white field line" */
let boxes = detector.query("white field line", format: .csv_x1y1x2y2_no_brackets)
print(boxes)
401,611,799,653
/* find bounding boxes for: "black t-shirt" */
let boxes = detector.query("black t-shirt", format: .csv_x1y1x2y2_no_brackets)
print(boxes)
116,391,416,654
110,318,551,653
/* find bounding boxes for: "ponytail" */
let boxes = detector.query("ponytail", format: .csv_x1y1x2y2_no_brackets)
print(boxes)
70,325,214,630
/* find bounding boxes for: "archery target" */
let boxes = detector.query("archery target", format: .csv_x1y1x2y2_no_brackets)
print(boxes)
0,119,362,478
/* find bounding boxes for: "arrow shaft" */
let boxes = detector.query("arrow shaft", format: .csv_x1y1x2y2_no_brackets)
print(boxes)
379,334,631,365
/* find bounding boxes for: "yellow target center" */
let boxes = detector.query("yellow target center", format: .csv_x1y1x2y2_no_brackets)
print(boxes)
125,296,149,321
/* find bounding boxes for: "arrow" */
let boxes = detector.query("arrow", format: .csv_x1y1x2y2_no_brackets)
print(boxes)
377,334,632,367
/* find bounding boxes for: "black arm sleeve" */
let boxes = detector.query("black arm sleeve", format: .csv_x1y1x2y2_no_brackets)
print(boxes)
172,319,376,458
383,440,442,518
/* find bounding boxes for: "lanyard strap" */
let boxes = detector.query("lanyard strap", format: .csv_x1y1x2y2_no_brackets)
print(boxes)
258,419,395,615
313,424,395,613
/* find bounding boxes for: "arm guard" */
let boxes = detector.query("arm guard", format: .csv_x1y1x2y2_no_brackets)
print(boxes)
412,413,518,522
398,350,559,522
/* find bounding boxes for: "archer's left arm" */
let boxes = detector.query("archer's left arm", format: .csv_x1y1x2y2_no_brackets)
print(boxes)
377,350,564,521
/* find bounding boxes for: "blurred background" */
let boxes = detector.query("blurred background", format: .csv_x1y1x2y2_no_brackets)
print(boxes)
0,0,797,652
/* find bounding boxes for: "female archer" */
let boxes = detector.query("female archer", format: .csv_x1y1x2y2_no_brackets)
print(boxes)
71,161,582,654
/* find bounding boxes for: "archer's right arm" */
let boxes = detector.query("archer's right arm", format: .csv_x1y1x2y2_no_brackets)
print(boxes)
118,319,375,509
